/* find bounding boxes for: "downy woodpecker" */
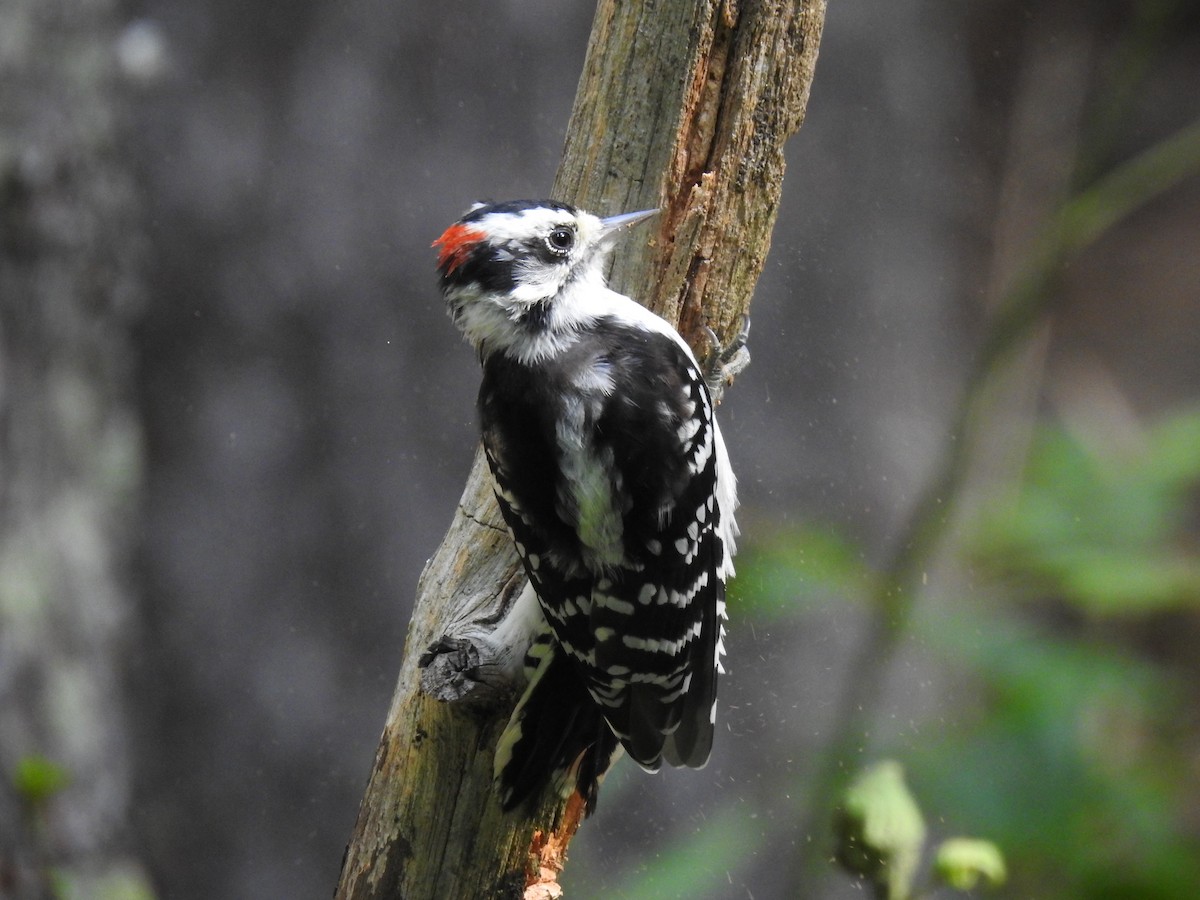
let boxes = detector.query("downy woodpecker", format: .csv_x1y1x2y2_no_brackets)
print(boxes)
433,199,746,812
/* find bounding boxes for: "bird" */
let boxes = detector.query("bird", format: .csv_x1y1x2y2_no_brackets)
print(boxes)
433,199,747,812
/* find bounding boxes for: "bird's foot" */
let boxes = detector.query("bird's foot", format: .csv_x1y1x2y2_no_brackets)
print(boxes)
701,315,751,405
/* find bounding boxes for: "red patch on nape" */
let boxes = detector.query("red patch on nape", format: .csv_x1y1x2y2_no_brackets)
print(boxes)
432,223,486,274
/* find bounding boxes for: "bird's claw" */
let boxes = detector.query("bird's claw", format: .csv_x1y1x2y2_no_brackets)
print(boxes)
701,315,751,404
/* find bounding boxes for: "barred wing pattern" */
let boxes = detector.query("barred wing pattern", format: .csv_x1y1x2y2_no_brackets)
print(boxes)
483,319,731,808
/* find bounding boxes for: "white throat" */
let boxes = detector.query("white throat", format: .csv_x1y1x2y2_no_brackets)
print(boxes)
449,260,611,366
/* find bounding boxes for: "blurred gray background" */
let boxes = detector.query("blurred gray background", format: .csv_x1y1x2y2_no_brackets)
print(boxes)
5,0,1198,897
133,1,967,893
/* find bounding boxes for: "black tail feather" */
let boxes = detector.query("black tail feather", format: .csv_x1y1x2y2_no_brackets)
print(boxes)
495,639,621,815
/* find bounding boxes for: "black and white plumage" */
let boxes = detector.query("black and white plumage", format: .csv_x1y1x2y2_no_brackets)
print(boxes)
433,199,741,812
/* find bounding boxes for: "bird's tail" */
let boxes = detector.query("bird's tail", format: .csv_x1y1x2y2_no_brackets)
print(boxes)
493,626,622,815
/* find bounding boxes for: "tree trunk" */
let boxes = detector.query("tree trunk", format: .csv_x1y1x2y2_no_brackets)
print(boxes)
0,0,148,895
335,1,826,897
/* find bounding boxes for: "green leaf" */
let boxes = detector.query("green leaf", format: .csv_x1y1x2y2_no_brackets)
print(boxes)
834,760,927,900
935,837,1007,891
13,754,70,804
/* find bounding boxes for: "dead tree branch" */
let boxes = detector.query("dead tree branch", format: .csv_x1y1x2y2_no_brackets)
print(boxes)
335,2,825,897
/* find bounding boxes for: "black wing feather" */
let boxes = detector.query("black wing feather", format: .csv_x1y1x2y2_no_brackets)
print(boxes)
482,320,726,790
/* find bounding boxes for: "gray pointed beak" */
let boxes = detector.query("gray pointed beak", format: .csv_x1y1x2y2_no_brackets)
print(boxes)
599,208,659,239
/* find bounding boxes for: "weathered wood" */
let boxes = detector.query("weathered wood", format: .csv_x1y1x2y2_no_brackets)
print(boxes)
335,1,825,897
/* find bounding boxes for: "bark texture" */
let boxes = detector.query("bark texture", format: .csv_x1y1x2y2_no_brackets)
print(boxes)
336,1,825,897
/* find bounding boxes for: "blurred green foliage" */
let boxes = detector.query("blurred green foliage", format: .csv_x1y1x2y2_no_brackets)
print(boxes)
935,838,1008,892
908,605,1198,898
12,754,70,806
51,865,159,900
973,410,1200,615
904,408,1200,897
732,523,871,621
833,760,1007,899
834,760,927,899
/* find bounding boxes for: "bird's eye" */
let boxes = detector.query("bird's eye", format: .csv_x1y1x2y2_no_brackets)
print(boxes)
546,226,575,255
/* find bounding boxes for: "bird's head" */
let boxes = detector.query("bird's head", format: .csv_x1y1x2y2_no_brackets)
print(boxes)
433,200,657,360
